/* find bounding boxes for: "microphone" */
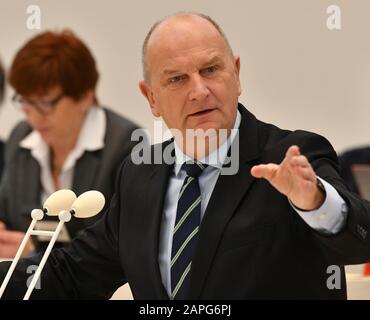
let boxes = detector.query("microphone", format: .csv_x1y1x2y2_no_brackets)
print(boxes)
43,189,77,216
23,190,105,300
0,189,77,299
70,190,106,218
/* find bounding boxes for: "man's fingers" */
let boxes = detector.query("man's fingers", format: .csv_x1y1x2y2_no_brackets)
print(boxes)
251,163,279,180
280,145,301,172
285,145,300,162
294,164,315,181
291,154,317,182
0,221,6,230
291,155,310,168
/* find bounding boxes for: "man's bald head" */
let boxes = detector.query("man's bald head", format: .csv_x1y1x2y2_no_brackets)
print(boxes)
142,13,234,83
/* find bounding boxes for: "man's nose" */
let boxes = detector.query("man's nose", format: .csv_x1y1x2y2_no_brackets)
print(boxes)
188,74,210,101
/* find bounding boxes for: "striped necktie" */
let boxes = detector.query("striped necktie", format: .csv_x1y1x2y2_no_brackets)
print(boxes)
170,161,207,299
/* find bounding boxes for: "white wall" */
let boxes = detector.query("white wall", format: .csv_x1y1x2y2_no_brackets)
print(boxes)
1,0,369,153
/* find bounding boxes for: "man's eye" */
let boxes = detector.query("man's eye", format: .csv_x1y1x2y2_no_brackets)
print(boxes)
201,66,218,75
168,75,186,83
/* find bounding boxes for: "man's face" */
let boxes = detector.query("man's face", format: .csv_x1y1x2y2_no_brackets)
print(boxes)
140,16,241,141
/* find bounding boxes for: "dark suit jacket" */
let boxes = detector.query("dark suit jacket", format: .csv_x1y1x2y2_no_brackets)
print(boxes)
1,104,370,299
0,140,4,182
338,147,370,195
0,108,140,240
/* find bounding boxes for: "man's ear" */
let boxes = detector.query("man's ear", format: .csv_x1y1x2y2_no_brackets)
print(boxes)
234,56,242,96
139,80,161,117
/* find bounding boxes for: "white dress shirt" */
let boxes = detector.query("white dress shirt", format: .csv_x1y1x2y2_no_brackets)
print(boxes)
158,110,347,297
19,106,106,203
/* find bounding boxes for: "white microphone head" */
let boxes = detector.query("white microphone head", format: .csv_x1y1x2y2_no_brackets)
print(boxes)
70,191,105,218
43,189,77,216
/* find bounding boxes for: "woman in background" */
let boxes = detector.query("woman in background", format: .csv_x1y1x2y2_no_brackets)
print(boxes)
0,30,141,258
0,60,5,178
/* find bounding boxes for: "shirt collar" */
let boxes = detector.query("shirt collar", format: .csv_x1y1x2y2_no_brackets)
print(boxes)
20,106,106,171
174,109,241,176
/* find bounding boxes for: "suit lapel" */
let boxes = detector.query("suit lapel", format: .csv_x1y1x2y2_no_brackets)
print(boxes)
188,105,262,298
144,144,174,299
72,151,100,195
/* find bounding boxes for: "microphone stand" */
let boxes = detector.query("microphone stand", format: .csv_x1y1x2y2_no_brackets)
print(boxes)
0,190,104,300
23,210,72,300
0,209,45,298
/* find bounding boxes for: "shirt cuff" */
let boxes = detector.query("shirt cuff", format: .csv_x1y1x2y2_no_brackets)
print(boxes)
289,177,348,235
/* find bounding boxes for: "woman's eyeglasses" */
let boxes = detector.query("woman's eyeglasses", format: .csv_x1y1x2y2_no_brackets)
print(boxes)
12,93,64,114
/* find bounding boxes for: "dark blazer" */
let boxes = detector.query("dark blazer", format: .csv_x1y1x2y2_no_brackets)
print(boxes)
338,147,370,195
0,108,140,239
0,140,4,182
1,104,370,299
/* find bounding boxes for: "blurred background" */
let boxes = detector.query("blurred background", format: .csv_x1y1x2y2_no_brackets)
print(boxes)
0,0,370,150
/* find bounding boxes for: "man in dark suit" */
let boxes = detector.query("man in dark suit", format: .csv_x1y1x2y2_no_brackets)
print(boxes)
1,12,370,300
